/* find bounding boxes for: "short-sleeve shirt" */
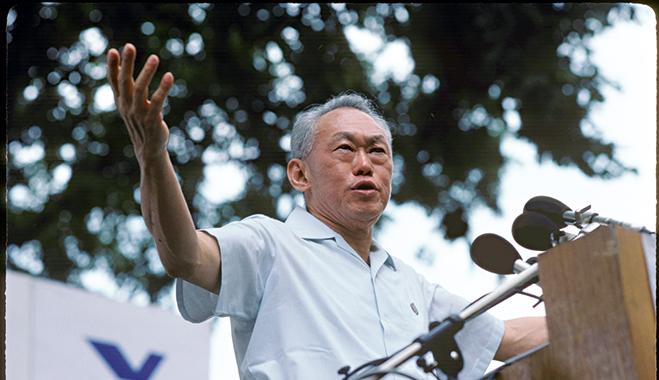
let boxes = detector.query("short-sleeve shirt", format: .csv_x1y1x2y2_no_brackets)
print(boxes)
177,206,504,380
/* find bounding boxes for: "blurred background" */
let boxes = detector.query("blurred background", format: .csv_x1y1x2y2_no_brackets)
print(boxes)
5,3,656,379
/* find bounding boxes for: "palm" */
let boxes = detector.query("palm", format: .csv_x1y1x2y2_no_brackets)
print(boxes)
107,44,174,162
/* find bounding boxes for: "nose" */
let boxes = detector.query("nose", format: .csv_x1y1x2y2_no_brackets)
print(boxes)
353,149,373,176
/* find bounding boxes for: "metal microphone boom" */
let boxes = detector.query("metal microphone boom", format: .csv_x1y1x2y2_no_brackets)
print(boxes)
351,263,540,380
524,196,655,235
562,206,655,234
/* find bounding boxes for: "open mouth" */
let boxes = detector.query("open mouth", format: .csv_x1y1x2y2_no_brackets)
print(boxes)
352,181,378,192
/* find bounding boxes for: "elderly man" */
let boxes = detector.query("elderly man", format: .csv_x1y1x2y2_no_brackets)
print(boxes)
107,43,547,380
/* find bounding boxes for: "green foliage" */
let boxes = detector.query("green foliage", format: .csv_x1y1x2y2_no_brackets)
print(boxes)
6,3,636,302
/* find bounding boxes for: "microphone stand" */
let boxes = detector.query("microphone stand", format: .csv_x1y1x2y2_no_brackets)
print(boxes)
563,205,655,235
346,263,540,380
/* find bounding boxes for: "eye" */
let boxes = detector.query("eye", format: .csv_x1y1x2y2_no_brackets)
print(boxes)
370,147,387,154
336,144,353,151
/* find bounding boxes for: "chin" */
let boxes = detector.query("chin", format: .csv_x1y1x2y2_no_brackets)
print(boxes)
351,203,386,221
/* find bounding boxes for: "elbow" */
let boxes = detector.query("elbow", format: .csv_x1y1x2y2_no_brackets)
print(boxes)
159,250,200,280
154,231,221,293
163,263,190,279
162,259,194,280
150,233,204,280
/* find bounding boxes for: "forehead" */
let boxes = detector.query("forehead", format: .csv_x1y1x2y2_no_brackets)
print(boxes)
315,107,389,143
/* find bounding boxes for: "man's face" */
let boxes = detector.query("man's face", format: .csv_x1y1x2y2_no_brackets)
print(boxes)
298,107,393,231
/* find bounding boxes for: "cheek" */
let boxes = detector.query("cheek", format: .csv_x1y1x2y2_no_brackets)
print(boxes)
383,170,394,197
313,165,344,191
381,163,394,183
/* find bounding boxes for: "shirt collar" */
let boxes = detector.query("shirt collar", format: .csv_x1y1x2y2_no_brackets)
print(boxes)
285,206,396,272
285,206,336,240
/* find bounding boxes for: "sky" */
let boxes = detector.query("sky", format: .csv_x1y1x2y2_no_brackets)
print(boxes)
208,4,657,379
378,4,657,310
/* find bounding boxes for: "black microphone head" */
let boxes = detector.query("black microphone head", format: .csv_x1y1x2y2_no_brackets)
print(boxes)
523,196,571,228
470,233,522,275
512,211,561,251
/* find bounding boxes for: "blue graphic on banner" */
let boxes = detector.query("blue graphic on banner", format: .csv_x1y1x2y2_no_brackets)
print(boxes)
89,339,164,380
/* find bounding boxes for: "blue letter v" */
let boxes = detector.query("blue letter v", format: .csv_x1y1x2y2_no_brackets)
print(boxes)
89,339,164,380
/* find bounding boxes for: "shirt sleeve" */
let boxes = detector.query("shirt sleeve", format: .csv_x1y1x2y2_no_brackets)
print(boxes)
423,277,505,380
176,215,278,323
453,310,504,379
176,279,219,323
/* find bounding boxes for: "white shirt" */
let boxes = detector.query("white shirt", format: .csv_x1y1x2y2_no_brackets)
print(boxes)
177,206,504,380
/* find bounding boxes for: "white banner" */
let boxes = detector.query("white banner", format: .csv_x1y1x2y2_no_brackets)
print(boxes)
6,270,212,380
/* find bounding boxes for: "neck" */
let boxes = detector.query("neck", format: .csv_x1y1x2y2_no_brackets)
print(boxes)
307,208,375,264
337,226,373,264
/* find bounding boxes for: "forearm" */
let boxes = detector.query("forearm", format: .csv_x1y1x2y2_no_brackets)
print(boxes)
139,150,201,278
494,316,549,361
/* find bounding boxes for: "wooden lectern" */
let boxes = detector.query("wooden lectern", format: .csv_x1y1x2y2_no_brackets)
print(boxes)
484,226,656,380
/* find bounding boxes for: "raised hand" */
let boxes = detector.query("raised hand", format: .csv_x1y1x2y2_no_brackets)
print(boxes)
107,43,174,165
106,43,222,293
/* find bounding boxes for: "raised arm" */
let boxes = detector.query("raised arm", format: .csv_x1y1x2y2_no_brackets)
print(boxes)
107,43,221,294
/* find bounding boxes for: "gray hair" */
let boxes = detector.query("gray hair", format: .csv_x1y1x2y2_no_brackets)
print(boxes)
290,93,392,160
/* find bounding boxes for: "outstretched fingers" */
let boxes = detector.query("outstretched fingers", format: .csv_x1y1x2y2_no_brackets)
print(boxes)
146,72,174,122
134,55,161,106
117,44,137,104
106,48,121,95
106,44,137,110
106,43,175,158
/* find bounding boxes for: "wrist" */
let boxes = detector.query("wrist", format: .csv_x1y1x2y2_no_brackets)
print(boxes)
137,148,174,178
136,146,170,166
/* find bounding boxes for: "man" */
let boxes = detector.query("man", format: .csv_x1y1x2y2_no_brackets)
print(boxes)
107,43,548,380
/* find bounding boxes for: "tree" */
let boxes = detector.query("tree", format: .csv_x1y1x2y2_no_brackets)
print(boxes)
6,3,637,302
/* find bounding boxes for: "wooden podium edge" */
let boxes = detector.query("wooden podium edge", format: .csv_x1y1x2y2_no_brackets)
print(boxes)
482,226,656,380
614,227,657,380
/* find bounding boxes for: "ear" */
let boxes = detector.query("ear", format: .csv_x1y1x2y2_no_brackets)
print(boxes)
287,158,311,192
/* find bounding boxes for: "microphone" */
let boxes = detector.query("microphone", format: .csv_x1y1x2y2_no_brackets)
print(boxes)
524,196,655,235
470,233,531,275
351,262,541,380
523,196,571,228
511,212,564,251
